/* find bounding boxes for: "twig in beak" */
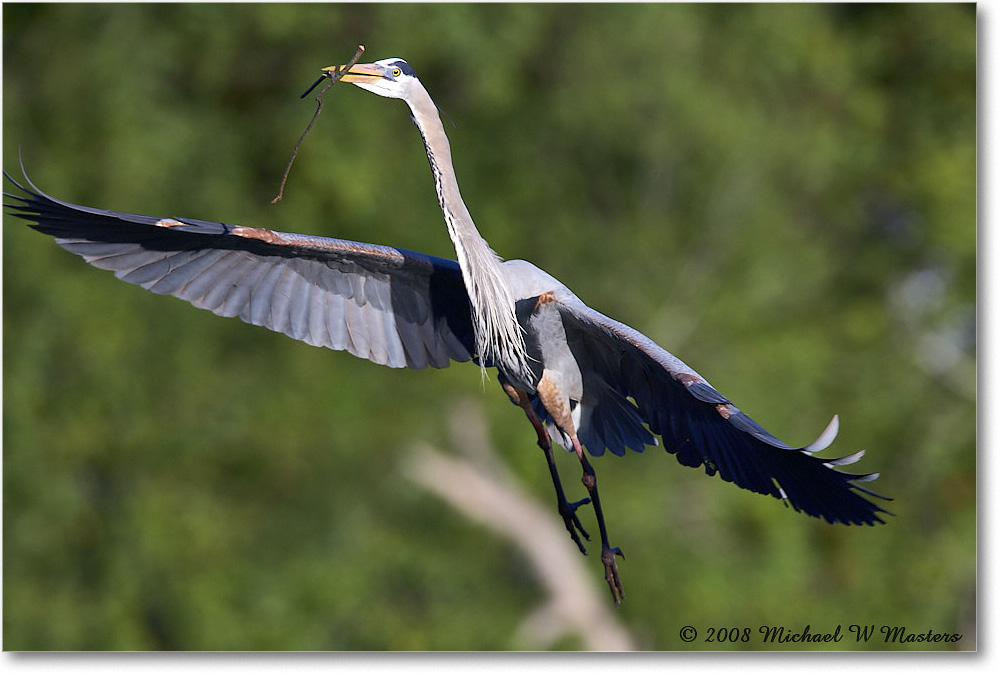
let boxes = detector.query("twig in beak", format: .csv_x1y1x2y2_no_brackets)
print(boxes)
272,44,365,204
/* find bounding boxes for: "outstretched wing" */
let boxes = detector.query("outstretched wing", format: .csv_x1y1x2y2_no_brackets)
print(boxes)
554,296,891,526
4,172,476,369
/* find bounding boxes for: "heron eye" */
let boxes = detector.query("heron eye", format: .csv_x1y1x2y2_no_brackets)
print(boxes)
391,67,402,78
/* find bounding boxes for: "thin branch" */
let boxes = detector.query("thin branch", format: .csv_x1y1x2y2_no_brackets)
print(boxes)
271,44,365,204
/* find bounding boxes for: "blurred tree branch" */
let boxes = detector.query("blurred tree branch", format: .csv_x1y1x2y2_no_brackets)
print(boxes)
403,399,636,651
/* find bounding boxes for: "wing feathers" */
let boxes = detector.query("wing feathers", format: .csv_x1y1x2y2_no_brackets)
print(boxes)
5,172,475,370
553,298,891,526
7,171,889,527
804,415,840,453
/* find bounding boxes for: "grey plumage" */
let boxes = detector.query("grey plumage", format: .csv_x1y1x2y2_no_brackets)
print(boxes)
4,55,890,607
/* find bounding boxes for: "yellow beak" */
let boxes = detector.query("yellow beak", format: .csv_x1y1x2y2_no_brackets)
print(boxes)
322,62,386,84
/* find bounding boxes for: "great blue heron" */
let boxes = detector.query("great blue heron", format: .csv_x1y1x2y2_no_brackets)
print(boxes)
5,57,890,606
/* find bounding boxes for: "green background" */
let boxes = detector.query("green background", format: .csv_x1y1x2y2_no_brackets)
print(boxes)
3,3,975,650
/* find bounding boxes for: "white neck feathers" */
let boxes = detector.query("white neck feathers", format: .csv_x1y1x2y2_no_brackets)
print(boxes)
405,86,534,388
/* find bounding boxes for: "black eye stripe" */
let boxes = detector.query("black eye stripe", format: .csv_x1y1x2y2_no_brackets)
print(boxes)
388,60,416,78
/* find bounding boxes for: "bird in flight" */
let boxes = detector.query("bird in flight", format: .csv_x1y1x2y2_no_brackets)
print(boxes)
5,56,890,606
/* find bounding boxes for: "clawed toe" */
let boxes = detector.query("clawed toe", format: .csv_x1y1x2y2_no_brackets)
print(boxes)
559,497,592,553
601,545,625,607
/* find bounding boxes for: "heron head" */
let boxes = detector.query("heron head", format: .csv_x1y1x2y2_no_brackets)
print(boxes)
324,57,420,100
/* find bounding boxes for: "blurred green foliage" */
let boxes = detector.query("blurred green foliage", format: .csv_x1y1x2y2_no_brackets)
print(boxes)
3,3,975,650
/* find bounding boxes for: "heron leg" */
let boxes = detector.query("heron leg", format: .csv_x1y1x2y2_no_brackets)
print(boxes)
500,380,591,553
571,436,625,607
530,410,592,555
530,373,625,606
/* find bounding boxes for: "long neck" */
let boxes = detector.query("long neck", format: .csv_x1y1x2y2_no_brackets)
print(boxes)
405,86,533,388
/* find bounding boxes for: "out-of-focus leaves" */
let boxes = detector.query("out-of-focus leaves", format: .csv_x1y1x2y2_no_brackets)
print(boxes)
3,3,974,650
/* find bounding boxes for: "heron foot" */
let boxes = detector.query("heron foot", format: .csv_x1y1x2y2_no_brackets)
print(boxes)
601,545,625,607
558,496,592,554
